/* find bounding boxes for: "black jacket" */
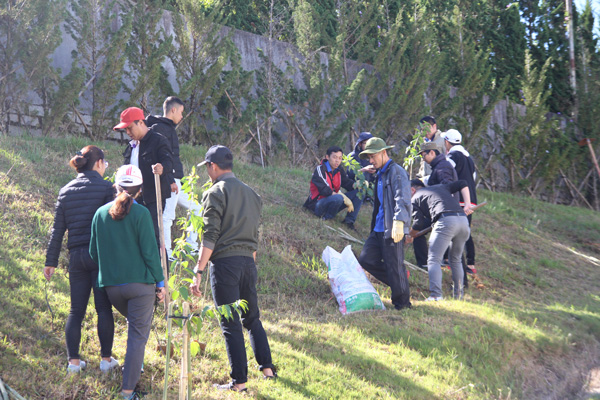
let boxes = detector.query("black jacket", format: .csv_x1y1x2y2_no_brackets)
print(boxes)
428,154,457,186
45,170,114,267
146,115,184,179
411,180,467,231
348,132,375,183
123,127,174,206
447,149,478,205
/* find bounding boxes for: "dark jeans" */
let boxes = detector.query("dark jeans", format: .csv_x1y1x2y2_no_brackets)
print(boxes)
313,189,362,224
211,256,274,384
358,231,411,309
465,214,475,265
66,247,114,360
413,234,429,268
106,283,156,391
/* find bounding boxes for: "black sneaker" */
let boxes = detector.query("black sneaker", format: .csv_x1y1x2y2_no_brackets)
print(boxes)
213,382,247,392
343,222,357,231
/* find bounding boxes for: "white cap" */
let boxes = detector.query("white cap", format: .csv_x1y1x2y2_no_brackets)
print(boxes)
115,164,143,187
443,129,462,144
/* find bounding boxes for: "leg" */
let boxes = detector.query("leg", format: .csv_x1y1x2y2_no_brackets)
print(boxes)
83,253,114,359
413,234,429,268
176,179,202,250
448,217,470,299
162,181,179,258
314,195,345,220
427,219,454,298
381,237,411,309
238,258,274,372
65,248,93,362
358,231,389,285
211,258,248,385
342,189,363,225
107,284,155,392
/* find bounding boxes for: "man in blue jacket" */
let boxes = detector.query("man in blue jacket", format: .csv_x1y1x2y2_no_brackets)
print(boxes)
358,138,412,310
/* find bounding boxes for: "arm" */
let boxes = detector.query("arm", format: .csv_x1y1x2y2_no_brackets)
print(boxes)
190,245,213,297
89,211,99,265
460,186,473,214
44,196,66,277
391,166,412,227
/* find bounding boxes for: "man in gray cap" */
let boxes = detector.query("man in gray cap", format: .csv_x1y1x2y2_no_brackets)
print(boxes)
357,137,412,310
190,145,275,392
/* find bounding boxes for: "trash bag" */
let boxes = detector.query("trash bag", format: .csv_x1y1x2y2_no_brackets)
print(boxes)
322,245,385,315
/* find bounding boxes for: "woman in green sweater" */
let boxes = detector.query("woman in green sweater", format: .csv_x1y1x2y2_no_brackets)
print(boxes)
90,164,165,400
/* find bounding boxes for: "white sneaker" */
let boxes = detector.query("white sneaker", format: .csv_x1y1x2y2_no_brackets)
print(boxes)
425,296,443,302
67,360,87,373
100,357,119,373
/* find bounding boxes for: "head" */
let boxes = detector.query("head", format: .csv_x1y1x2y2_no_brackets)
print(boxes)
357,132,374,151
325,146,343,170
109,165,143,221
359,137,394,169
198,145,234,182
69,145,107,176
419,116,437,140
442,129,462,152
418,142,440,165
113,107,148,141
163,96,185,124
410,178,425,197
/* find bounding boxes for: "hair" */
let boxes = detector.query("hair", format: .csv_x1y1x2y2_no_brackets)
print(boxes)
326,146,343,156
69,145,104,173
212,160,233,170
109,184,142,221
419,116,436,126
411,179,425,189
432,149,440,156
163,96,184,115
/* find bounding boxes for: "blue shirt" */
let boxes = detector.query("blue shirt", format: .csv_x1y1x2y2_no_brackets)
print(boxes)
324,160,333,172
374,160,393,232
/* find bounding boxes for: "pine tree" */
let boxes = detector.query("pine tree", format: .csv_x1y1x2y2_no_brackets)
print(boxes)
122,0,172,113
65,0,132,139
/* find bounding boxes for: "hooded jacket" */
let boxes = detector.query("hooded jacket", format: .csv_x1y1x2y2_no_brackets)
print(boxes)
417,130,446,178
370,161,411,238
447,145,478,205
427,153,457,186
348,132,375,183
303,159,354,211
146,115,184,179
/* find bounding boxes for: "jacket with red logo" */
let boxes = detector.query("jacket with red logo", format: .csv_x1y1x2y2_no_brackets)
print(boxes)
303,159,354,211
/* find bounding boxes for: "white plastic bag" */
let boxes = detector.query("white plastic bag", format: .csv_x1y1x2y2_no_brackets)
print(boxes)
322,245,385,315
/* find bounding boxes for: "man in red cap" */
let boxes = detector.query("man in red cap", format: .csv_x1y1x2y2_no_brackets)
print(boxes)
114,107,174,245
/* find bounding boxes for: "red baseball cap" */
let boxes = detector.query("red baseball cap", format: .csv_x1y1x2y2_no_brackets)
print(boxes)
113,107,145,130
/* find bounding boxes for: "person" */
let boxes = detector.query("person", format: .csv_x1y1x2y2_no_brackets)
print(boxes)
115,106,174,245
416,116,446,179
190,145,275,392
443,129,478,275
303,146,362,230
89,165,166,400
357,137,412,310
43,145,118,374
146,97,201,260
407,179,472,301
347,132,375,185
419,142,457,186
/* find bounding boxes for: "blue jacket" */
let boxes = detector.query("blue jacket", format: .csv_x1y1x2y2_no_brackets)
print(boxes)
348,132,375,183
370,161,411,238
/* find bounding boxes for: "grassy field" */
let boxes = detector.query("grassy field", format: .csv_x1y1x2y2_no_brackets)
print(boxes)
0,135,599,399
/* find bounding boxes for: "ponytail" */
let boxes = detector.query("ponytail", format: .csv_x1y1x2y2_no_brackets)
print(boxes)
109,184,142,220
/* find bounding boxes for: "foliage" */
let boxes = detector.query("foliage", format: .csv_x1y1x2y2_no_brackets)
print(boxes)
64,0,131,139
342,153,372,200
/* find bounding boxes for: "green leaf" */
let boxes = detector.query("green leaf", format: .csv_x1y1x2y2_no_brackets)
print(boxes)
179,286,189,301
190,340,200,357
172,290,180,301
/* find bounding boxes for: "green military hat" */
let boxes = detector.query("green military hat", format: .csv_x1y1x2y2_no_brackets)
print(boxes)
359,137,394,159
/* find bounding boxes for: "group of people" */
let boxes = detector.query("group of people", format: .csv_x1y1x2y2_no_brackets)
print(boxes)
44,98,273,397
303,116,478,306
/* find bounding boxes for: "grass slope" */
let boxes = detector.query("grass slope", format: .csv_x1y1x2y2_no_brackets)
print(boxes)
0,136,599,399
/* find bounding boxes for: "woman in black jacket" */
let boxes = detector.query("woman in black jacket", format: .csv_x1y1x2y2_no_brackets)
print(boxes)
43,145,118,374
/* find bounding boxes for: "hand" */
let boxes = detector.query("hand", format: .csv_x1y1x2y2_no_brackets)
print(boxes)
360,165,376,174
392,220,404,243
170,182,178,193
190,275,202,297
152,163,163,175
405,235,414,244
463,204,473,215
43,266,55,281
156,287,166,303
339,192,354,213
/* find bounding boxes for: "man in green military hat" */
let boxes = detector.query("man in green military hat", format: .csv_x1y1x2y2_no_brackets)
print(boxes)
358,137,412,310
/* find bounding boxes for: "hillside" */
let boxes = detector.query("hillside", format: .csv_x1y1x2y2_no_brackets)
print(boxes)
0,136,599,399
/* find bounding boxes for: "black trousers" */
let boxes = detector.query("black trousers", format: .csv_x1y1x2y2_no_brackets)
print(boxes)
66,247,114,360
211,256,274,384
359,231,411,309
